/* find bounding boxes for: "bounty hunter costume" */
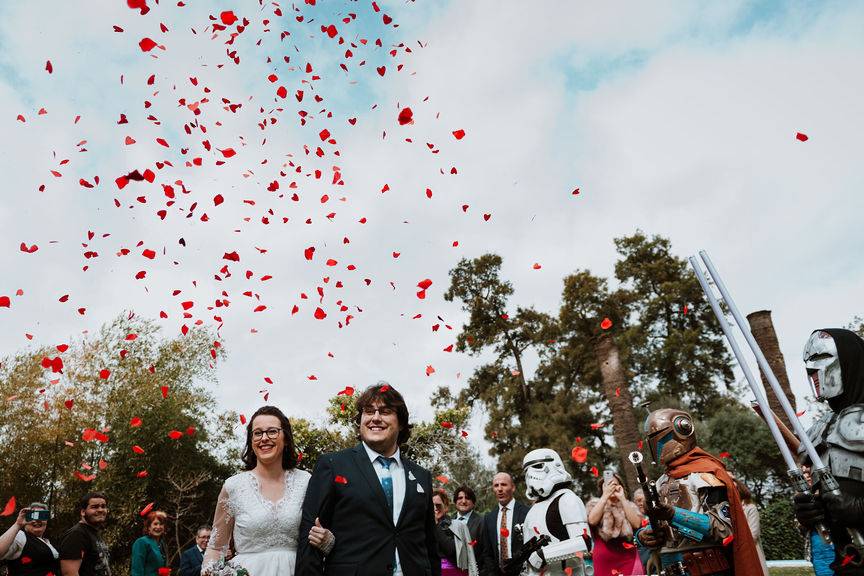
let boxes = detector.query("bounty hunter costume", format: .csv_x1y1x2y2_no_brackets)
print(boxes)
636,409,761,575
518,448,593,576
794,329,864,574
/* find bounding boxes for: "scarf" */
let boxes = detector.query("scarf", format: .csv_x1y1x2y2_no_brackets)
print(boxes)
667,448,763,576
587,497,636,542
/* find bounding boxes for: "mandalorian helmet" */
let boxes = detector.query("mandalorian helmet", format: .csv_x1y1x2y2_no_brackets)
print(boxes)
803,330,843,401
522,448,572,500
645,408,696,466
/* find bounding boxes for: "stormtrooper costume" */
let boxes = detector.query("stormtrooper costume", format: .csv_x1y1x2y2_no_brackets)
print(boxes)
519,449,593,576
794,329,864,575
636,409,762,576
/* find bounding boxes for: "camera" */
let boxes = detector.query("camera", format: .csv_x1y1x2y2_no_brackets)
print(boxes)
25,509,51,522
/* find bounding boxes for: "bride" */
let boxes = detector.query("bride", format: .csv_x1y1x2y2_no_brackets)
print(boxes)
202,406,333,576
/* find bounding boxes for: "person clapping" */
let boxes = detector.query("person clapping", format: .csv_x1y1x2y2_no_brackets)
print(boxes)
0,503,59,576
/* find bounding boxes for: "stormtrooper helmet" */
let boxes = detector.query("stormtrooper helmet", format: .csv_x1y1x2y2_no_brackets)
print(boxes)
523,448,572,500
803,330,843,401
645,408,696,466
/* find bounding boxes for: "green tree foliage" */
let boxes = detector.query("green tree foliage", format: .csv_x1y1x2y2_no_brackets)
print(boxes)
613,231,735,416
445,255,609,492
760,497,805,560
445,232,742,492
0,315,235,570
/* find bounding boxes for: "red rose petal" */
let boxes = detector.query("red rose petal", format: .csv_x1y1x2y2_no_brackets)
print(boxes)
138,38,157,52
139,502,155,517
0,496,16,516
600,318,613,330
397,107,413,125
452,129,466,140
220,10,238,25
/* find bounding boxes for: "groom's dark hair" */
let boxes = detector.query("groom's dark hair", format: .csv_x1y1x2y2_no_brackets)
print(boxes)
355,382,412,445
242,405,298,470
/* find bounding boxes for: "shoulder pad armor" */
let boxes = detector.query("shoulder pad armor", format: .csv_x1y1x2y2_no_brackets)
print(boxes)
828,405,864,450
800,411,833,461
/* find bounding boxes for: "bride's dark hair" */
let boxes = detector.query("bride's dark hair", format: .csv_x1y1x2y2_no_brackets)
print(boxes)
241,405,298,470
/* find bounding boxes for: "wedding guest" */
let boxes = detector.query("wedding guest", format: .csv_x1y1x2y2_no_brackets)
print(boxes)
131,510,168,576
59,492,111,576
178,526,210,576
480,473,528,576
433,490,460,575
0,503,59,576
586,473,643,576
735,480,768,576
452,485,483,572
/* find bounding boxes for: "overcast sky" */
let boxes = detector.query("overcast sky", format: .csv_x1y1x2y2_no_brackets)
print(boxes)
1,1,863,462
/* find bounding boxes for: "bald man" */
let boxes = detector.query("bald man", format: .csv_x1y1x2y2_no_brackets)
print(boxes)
480,473,529,576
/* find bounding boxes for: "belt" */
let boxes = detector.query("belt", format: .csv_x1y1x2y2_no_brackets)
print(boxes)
682,548,730,576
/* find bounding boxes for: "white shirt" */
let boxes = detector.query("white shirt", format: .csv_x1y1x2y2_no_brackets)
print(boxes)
455,510,474,522
495,499,515,562
1,530,59,561
363,442,406,575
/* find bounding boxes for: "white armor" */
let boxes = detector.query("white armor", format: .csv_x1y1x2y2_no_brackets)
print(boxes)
521,449,593,576
802,405,864,482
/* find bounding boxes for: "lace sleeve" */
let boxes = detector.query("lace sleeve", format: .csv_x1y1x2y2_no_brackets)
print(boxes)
202,484,234,574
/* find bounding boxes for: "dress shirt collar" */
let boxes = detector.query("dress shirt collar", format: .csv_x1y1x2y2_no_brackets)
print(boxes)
457,510,473,521
362,441,402,468
500,498,514,513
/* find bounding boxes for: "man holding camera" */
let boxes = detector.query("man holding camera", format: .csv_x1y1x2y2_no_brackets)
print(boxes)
59,493,111,576
0,502,59,576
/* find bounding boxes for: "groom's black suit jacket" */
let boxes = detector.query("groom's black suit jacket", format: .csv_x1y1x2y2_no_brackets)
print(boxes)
297,443,441,576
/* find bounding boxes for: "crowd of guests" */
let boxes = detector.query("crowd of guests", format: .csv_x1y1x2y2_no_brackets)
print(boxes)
0,382,820,576
0,452,777,576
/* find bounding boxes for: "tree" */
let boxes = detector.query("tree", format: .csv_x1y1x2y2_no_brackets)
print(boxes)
556,270,641,494
0,314,236,570
445,256,611,493
613,231,736,417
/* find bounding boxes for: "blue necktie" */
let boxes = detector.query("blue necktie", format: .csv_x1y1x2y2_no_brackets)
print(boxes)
377,456,395,510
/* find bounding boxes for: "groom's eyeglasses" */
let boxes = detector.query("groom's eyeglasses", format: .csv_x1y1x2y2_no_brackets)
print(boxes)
252,427,282,441
362,406,395,417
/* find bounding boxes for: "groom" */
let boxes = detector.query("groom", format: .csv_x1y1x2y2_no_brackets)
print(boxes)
298,383,441,576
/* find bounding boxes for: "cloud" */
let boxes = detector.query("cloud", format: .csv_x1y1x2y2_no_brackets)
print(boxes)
1,0,862,465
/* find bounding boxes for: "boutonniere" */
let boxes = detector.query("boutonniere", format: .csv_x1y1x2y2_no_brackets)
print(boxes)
408,470,416,481
334,475,348,485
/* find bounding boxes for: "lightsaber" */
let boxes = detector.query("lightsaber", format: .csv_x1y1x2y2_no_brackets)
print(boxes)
688,253,831,544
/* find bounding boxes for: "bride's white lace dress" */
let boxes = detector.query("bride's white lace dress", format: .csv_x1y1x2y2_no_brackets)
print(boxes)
204,469,310,576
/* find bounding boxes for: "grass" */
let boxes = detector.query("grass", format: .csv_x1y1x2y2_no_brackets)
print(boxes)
768,568,814,576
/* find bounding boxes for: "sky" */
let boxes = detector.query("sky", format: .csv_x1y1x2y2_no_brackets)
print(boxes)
1,0,863,463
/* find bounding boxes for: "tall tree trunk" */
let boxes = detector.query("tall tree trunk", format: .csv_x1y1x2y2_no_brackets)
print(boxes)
746,310,796,430
594,332,641,495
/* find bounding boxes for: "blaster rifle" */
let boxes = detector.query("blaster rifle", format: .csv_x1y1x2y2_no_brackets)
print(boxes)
628,451,673,541
500,533,551,576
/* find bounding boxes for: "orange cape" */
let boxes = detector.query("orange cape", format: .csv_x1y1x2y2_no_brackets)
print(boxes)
667,448,763,576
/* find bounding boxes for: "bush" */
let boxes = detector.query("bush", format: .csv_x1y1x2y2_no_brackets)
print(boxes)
761,497,805,560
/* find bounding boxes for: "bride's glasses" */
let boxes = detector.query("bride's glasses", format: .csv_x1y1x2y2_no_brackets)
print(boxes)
251,427,282,441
